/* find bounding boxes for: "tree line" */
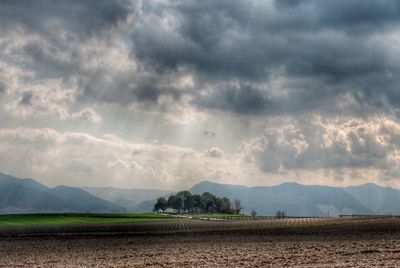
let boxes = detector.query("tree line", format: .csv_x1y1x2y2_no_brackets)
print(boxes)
153,191,242,214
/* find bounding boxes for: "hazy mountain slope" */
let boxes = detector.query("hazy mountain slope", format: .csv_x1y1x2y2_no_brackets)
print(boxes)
0,181,68,212
0,172,48,191
83,187,173,212
134,199,160,212
190,181,247,198
345,183,400,215
51,186,125,213
0,172,125,213
241,183,372,216
3,171,399,216
190,181,374,216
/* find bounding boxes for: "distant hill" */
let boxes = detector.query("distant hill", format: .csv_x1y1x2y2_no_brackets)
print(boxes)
83,187,173,212
0,172,125,213
189,181,400,216
2,171,400,216
83,181,400,215
345,183,400,215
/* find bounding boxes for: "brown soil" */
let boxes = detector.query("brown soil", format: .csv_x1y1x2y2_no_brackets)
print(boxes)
1,233,400,267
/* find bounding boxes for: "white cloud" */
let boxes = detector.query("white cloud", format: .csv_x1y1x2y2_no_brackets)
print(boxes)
108,159,143,170
4,78,74,120
0,59,102,124
3,119,400,190
71,108,102,124
0,127,243,189
238,116,400,184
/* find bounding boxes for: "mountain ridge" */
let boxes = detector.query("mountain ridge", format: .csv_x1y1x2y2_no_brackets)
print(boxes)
0,172,125,213
189,181,400,216
1,171,400,216
83,186,174,212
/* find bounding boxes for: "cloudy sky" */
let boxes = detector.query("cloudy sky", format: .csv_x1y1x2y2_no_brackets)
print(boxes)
1,0,400,190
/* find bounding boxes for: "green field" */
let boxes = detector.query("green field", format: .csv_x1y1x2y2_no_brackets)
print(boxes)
0,213,262,228
0,213,177,227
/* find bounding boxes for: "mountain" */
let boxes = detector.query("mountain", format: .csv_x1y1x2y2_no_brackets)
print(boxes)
83,187,174,212
3,170,400,216
0,172,48,191
50,186,126,213
0,172,125,213
345,183,400,215
190,181,247,198
189,181,400,216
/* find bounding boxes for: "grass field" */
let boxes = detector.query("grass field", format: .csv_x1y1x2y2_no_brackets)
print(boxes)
0,213,257,228
0,213,399,237
0,213,176,227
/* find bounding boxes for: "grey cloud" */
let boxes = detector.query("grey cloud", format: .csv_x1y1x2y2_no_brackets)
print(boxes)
130,0,400,116
194,81,375,116
121,75,184,103
132,0,398,79
274,0,400,31
0,0,186,111
0,0,144,105
195,83,272,114
205,147,224,158
76,71,188,106
0,81,6,94
3,0,400,118
0,0,132,40
0,0,132,80
19,92,33,106
6,1,400,188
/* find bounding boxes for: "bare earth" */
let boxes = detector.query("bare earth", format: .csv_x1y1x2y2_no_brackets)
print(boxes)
1,233,400,267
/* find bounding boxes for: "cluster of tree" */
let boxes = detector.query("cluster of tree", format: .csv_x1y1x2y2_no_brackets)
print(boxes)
153,191,242,214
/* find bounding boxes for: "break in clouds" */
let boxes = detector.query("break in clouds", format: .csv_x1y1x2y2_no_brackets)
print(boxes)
1,0,400,189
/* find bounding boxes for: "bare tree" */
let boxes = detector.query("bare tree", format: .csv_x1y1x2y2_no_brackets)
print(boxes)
234,199,242,215
276,210,286,218
250,209,257,218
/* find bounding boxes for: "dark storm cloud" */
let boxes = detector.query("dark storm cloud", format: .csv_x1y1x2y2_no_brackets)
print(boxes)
2,0,400,116
0,0,189,107
195,83,272,114
133,79,182,102
274,0,400,31
132,0,399,79
0,0,133,81
76,71,186,106
0,0,132,39
130,0,400,115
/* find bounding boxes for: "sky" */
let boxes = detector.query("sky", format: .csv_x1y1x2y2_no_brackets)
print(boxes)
1,0,400,190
